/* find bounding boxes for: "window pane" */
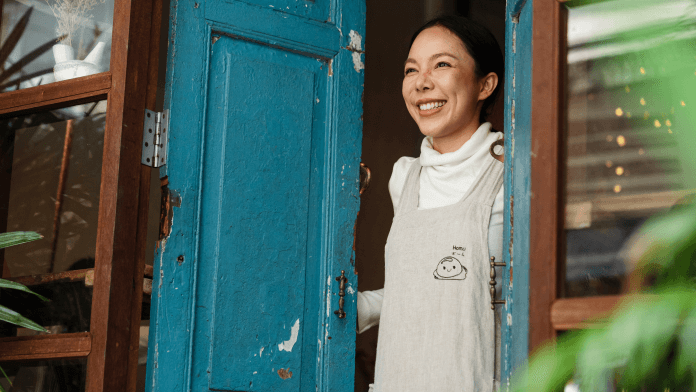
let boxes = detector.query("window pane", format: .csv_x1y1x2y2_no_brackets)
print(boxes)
0,358,87,391
0,0,114,92
1,101,106,278
563,1,696,297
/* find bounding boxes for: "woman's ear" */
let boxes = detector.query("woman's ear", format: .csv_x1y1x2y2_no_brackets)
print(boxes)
478,72,498,101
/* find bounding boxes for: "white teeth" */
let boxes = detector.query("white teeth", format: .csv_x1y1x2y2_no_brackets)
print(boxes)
419,101,445,111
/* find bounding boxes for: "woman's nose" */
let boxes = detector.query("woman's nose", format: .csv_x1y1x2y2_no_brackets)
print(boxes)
415,70,433,91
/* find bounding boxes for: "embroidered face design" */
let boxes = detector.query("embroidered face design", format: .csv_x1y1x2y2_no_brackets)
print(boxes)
433,256,467,280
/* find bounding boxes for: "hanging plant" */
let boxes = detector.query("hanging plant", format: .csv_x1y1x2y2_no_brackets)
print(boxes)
45,0,106,48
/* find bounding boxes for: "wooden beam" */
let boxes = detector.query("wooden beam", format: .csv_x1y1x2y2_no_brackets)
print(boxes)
551,295,622,330
0,333,91,362
530,0,566,354
87,0,157,390
0,73,111,117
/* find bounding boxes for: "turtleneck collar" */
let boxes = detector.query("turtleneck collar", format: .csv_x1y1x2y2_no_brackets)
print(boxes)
419,122,493,167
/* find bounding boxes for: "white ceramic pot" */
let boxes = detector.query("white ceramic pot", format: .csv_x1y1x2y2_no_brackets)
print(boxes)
53,60,100,82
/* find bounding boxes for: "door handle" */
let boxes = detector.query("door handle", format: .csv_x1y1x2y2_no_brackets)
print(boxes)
359,163,371,195
489,256,507,309
334,270,347,318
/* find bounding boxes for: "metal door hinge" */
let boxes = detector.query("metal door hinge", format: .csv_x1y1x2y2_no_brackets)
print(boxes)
142,109,169,168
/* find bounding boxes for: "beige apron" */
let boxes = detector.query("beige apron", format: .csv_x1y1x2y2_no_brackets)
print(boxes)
373,154,504,392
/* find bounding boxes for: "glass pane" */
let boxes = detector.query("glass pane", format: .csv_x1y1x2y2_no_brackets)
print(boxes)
0,276,92,337
1,101,106,278
0,358,87,391
563,1,696,297
0,0,114,92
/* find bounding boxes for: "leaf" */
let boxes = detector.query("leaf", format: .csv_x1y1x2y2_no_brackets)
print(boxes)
0,304,47,332
0,7,33,67
0,279,49,301
0,365,10,390
0,231,42,249
0,35,67,84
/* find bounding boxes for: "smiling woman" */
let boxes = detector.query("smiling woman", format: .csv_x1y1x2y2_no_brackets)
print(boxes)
356,14,506,392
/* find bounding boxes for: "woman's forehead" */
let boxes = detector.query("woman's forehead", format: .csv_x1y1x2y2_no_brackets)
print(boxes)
408,26,469,61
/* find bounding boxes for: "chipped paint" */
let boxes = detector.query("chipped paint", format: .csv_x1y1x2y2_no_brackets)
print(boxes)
507,313,512,326
278,368,293,380
347,30,365,73
278,319,300,352
346,283,355,295
328,59,333,76
259,347,264,356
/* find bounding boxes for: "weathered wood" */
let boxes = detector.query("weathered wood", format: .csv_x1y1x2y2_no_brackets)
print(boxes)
50,119,74,273
0,332,91,362
529,0,565,354
550,296,622,330
4,268,92,286
87,0,156,390
0,73,111,117
126,0,164,390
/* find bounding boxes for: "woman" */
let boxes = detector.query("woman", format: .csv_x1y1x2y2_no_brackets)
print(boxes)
357,15,505,392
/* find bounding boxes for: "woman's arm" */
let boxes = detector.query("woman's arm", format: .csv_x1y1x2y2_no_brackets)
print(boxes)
357,289,384,333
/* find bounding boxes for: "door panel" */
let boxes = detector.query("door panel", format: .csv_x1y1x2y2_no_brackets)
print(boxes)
204,36,323,391
146,0,365,391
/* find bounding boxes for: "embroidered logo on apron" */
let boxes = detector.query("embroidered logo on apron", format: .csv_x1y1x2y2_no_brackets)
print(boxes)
433,256,467,280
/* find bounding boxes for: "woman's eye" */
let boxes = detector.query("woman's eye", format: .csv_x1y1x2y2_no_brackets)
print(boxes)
404,68,416,75
436,62,451,68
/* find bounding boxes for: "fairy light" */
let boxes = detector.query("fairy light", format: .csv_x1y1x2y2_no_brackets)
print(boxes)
668,129,673,134
606,160,613,168
654,120,662,128
681,101,686,106
666,119,672,126
640,67,646,74
617,135,626,147
614,185,622,193
615,107,624,116
640,98,646,105
638,148,645,155
615,166,624,176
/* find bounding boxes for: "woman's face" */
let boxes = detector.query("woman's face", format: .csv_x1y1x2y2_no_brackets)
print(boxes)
402,26,488,150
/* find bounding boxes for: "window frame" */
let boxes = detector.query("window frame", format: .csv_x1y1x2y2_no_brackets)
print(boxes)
0,0,164,390
530,0,637,353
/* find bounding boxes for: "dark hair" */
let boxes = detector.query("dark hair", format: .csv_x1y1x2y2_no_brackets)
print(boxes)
410,15,504,124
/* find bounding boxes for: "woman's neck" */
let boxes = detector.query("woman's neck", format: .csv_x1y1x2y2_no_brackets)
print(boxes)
431,121,482,154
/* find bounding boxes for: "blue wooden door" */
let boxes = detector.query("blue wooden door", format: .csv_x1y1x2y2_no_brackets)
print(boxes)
145,1,365,391
501,0,532,387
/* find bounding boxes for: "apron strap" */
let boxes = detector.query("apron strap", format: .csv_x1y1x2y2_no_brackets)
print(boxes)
466,154,504,207
395,160,422,215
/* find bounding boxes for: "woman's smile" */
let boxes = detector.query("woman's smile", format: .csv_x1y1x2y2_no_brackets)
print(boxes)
417,100,447,115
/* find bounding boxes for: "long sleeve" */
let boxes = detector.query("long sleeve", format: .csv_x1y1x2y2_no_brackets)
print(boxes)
357,289,384,333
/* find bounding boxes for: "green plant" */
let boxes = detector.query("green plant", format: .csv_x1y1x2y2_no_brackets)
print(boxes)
0,231,49,392
512,204,696,391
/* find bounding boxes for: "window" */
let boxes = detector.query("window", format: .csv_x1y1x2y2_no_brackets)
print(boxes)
0,0,164,390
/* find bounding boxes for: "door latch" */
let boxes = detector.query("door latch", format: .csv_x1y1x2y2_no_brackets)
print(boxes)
489,256,507,309
334,271,347,319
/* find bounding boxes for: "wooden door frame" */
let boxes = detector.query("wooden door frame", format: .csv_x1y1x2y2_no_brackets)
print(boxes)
0,0,164,390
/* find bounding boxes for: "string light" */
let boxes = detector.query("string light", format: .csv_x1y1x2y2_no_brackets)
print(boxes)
615,107,624,116
640,67,646,74
615,166,624,176
681,101,686,106
668,129,673,134
606,160,613,168
617,135,626,147
654,120,662,128
614,185,622,193
640,98,646,105
666,119,672,126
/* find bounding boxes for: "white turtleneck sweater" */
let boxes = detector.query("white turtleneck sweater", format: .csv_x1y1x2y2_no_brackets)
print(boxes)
357,122,504,333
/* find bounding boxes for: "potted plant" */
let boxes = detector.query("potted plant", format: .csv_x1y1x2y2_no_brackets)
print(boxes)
46,0,106,82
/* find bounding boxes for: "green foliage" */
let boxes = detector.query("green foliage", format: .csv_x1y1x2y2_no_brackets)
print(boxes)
512,204,696,391
0,231,48,391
